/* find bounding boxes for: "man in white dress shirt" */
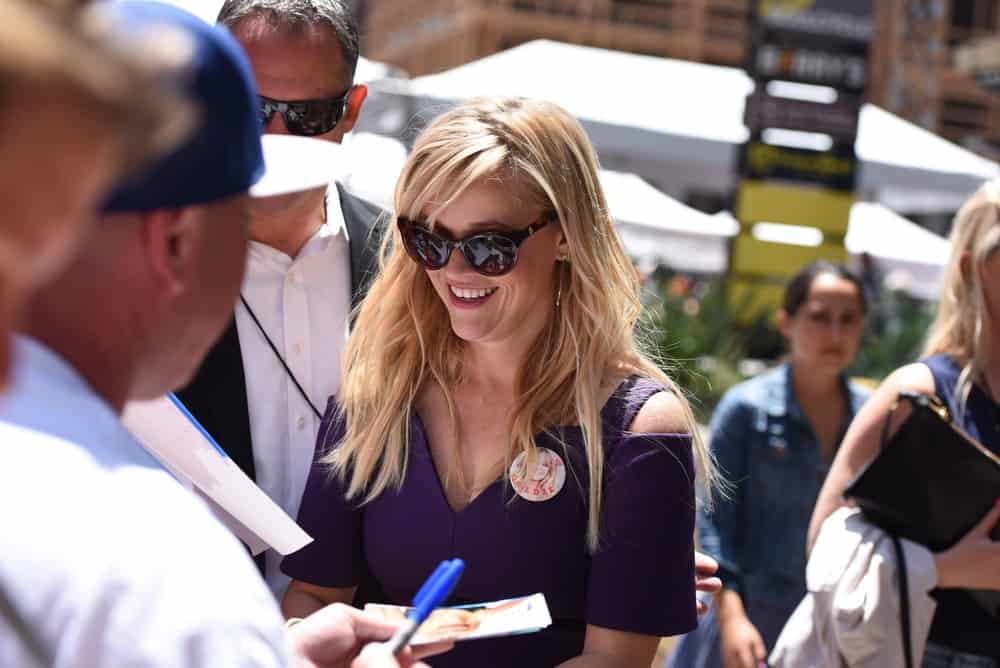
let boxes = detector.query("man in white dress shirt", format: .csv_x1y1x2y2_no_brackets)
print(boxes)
176,0,385,598
0,3,442,666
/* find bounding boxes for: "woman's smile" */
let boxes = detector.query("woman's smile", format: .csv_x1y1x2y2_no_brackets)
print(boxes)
448,284,498,305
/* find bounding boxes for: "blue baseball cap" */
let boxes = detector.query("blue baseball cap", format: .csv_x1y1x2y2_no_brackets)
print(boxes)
101,2,347,213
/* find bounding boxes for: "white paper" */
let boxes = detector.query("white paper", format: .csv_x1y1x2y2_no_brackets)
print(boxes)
365,594,553,645
122,394,312,556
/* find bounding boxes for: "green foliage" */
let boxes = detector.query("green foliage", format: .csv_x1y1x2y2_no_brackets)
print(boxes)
640,277,937,422
639,277,755,423
849,289,936,382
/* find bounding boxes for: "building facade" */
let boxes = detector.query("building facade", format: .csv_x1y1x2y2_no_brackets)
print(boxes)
359,0,1000,157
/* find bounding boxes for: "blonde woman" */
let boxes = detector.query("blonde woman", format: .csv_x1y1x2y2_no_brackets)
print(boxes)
808,180,1000,667
281,97,720,667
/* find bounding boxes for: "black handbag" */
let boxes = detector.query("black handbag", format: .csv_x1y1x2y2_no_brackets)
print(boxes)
844,391,1000,622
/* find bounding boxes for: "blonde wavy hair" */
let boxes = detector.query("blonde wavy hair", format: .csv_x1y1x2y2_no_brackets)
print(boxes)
327,97,719,551
923,178,1000,418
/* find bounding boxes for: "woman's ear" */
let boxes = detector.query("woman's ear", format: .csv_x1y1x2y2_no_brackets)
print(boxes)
555,226,570,262
776,308,792,338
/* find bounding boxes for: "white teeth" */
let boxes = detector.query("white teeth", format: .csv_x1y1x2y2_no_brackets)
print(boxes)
449,285,497,300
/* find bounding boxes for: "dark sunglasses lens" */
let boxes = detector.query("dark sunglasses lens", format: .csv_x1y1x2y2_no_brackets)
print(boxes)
259,101,275,127
464,235,517,276
260,99,342,137
292,100,341,136
403,225,451,269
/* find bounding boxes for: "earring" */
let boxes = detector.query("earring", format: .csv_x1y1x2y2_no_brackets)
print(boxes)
555,261,566,309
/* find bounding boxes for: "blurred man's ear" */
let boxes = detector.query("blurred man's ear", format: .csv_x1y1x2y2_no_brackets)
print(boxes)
139,208,198,299
331,83,367,141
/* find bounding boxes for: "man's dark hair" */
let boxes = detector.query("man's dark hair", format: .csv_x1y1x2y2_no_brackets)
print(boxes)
217,0,360,80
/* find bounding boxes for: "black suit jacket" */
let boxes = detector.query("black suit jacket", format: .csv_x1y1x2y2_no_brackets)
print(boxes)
175,183,384,481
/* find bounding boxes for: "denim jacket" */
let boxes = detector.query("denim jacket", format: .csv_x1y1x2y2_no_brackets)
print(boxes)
699,364,869,618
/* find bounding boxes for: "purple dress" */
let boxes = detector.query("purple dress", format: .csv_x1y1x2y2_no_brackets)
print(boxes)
282,376,697,667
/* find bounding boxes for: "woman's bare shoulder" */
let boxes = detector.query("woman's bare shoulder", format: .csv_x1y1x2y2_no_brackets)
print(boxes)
877,362,936,398
630,389,690,435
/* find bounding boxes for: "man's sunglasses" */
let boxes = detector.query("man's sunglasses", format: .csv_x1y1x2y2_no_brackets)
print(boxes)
397,212,555,277
259,87,353,137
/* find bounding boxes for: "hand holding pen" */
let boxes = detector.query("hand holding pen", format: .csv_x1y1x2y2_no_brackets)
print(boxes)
385,558,465,656
286,602,453,668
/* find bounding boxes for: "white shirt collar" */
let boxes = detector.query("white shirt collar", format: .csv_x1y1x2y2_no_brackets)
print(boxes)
324,183,348,242
247,184,348,269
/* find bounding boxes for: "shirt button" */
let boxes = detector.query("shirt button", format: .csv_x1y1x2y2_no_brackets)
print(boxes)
292,343,302,354
297,416,306,430
289,271,303,285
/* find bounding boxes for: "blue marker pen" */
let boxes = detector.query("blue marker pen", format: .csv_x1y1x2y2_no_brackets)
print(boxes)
385,558,465,655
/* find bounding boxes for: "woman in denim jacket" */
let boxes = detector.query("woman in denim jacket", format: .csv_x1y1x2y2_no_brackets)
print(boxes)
668,261,869,668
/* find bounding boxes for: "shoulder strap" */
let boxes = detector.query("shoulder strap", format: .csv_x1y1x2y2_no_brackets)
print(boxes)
921,356,961,410
879,396,901,451
888,533,914,668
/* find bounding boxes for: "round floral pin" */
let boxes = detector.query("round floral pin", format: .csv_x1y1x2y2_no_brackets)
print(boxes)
509,447,566,502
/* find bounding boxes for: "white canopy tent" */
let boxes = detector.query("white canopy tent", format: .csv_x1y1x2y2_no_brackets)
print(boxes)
845,202,950,301
366,40,998,214
600,171,737,274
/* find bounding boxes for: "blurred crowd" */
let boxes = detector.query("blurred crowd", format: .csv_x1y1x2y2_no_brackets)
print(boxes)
0,2,997,668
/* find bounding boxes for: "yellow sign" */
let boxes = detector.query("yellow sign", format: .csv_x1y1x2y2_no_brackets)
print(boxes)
745,142,855,183
731,233,848,277
736,181,854,235
758,0,815,16
728,279,785,323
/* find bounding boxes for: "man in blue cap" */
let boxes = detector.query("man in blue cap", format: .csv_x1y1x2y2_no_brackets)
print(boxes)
0,3,447,666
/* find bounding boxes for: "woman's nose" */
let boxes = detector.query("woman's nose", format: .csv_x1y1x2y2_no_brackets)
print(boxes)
829,320,844,341
444,244,474,273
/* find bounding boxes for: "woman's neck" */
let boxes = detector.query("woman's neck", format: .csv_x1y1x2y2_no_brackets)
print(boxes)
790,361,842,404
457,307,552,395
460,343,522,396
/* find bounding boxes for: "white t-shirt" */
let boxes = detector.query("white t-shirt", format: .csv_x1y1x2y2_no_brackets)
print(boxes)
0,337,292,667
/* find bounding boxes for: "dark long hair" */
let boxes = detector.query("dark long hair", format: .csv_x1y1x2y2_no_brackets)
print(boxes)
783,260,868,317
